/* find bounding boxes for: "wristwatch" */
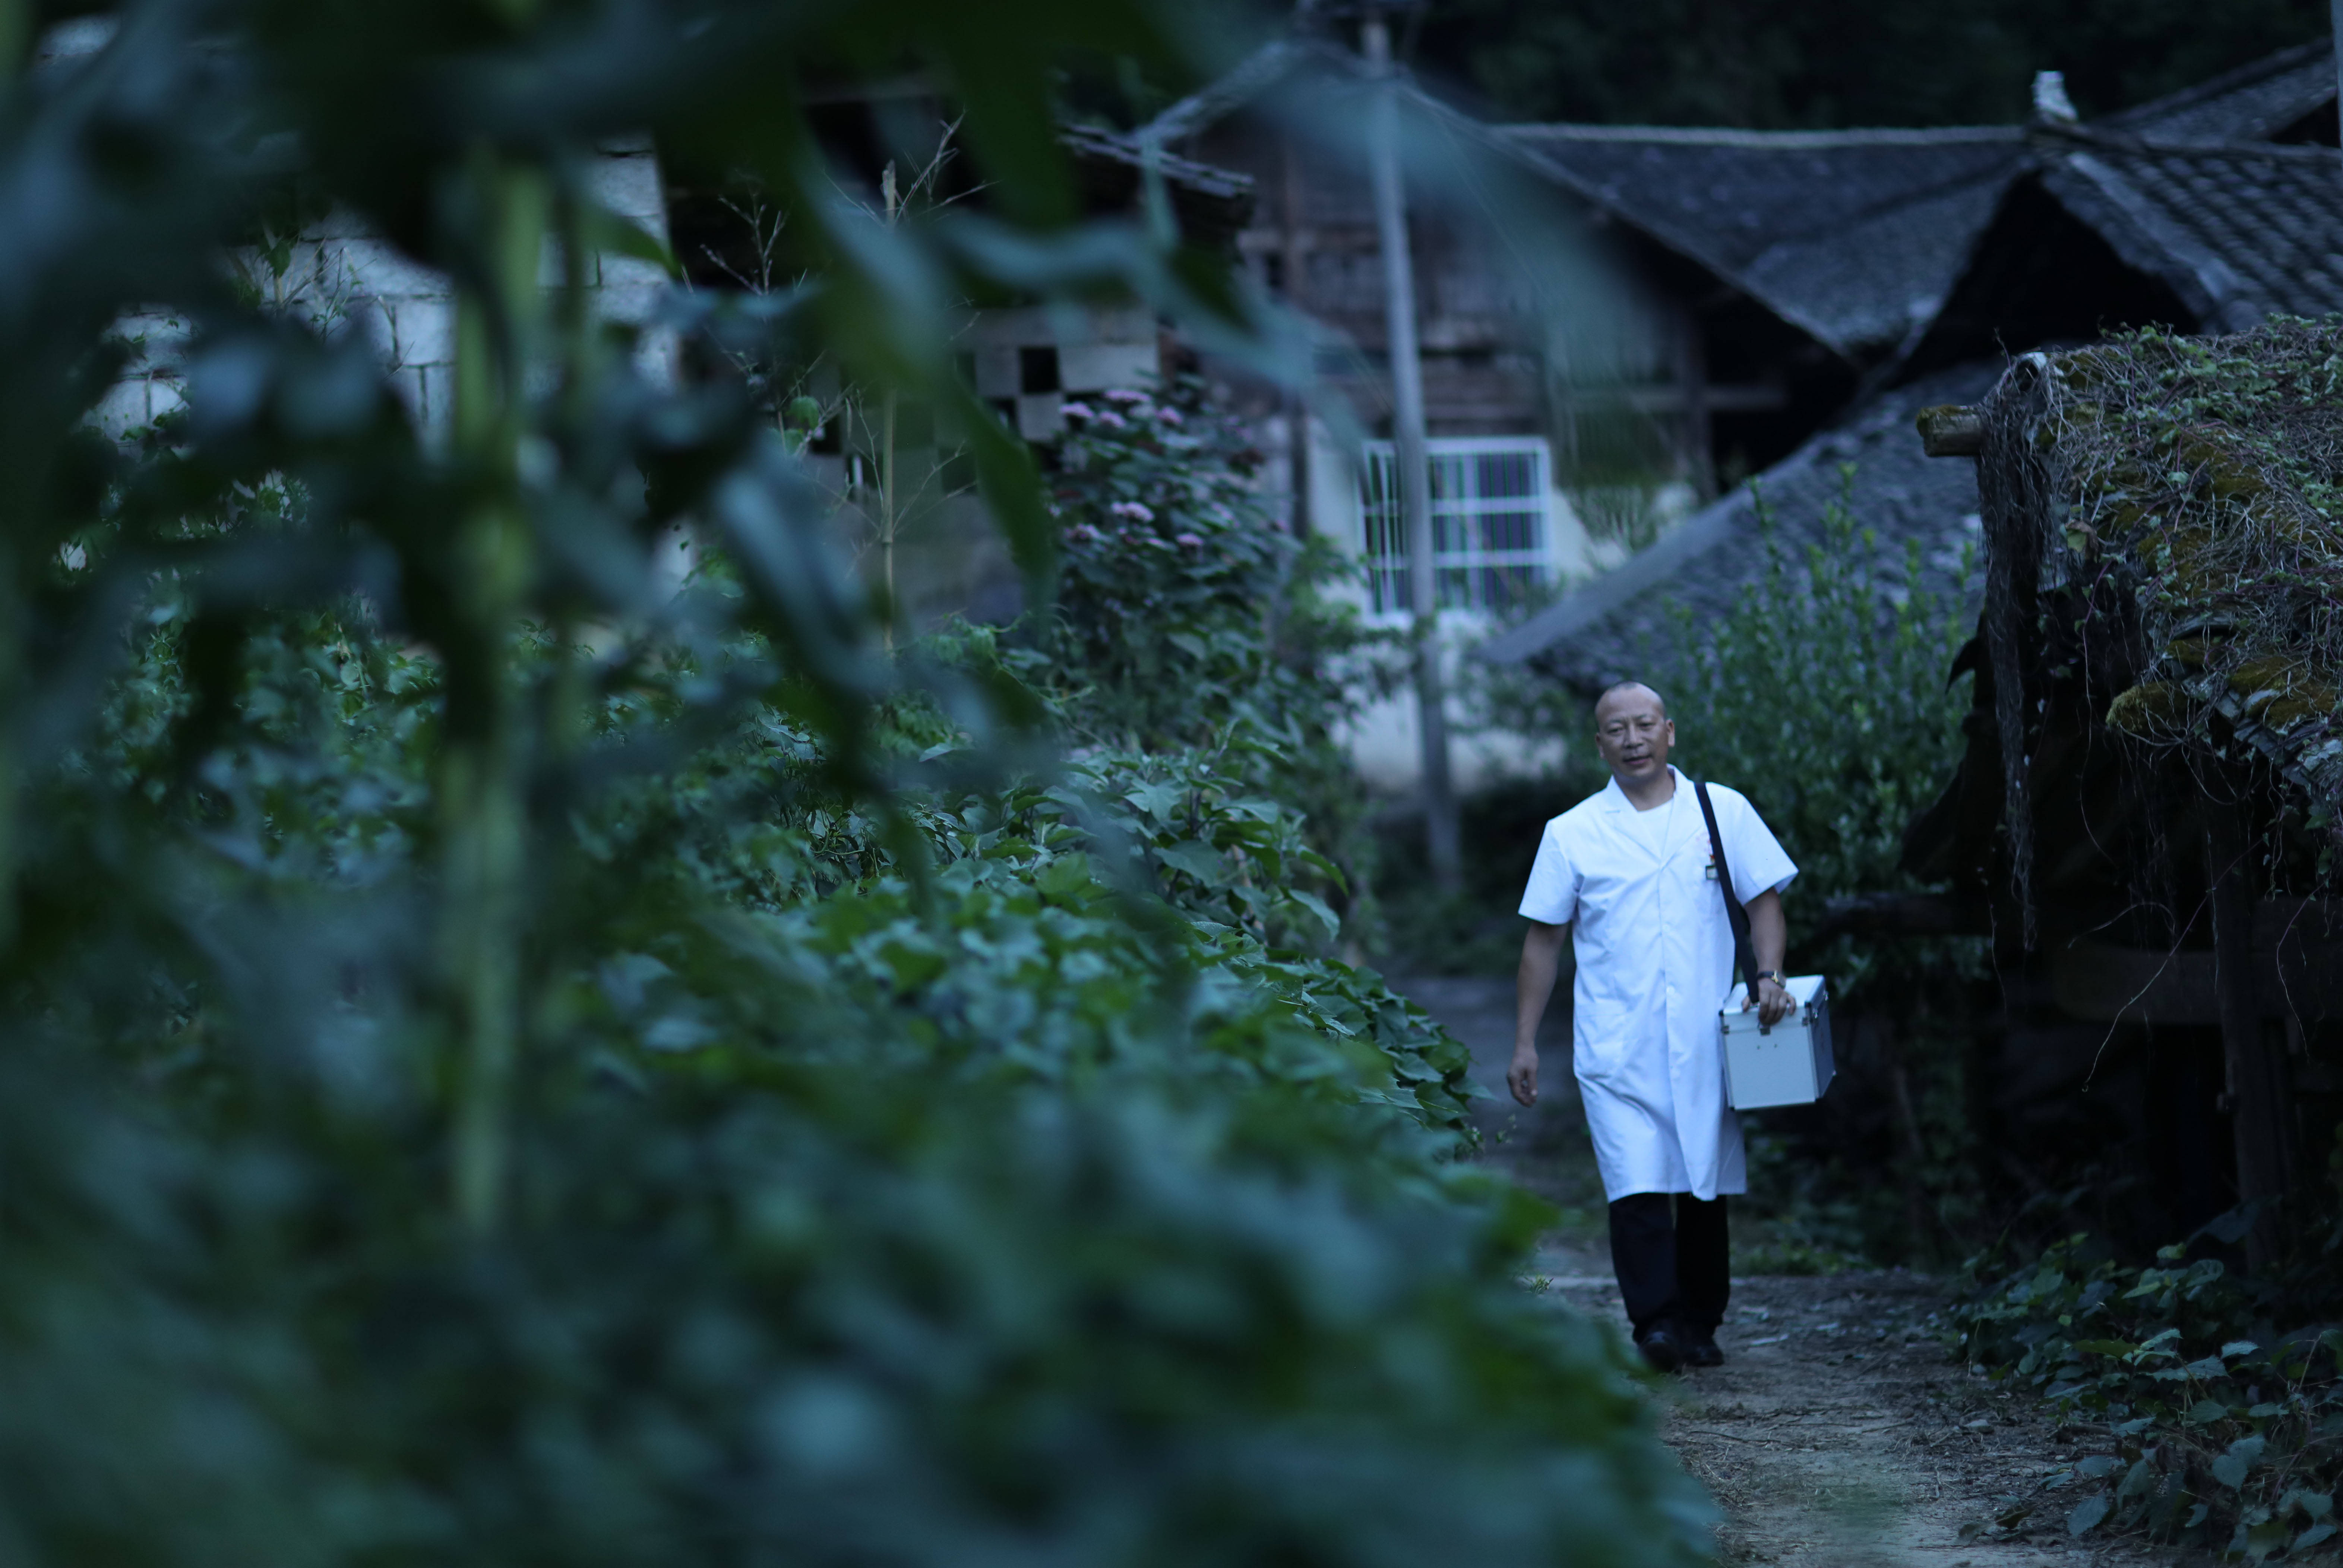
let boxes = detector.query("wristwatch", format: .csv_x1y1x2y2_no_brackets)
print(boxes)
1755,970,1783,984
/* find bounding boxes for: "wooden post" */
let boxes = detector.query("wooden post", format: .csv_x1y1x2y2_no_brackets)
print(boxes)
2332,0,2343,153
1675,309,1714,500
1363,11,1460,890
1281,135,1312,537
2206,803,2292,1271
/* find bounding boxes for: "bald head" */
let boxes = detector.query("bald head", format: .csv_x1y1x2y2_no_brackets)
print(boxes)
1593,681,1674,792
1596,682,1667,722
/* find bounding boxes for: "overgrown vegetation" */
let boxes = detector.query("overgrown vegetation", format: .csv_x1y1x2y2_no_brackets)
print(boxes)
1660,475,1978,987
1955,1222,2343,1558
1040,376,1384,923
1998,322,2343,836
1942,318,2343,1562
0,5,1717,1561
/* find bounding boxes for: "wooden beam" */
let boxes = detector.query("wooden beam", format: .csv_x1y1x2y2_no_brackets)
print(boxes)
1280,134,1311,538
1590,383,1787,414
2206,804,2292,1272
1917,403,1985,456
1819,891,1981,937
1675,313,1715,499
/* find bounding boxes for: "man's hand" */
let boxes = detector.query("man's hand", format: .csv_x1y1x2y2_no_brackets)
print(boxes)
1513,919,1567,1109
1508,1046,1539,1107
1745,976,1793,1025
1743,890,1792,1025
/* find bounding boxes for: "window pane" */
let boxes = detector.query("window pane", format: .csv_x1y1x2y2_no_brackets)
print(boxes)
1476,450,1535,499
1479,565,1537,611
1356,440,1553,616
1479,510,1540,552
1428,455,1466,501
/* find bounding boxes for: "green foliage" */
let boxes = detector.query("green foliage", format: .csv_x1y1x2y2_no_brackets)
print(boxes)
1660,471,1976,989
1659,475,1985,1263
0,6,1715,1562
1045,377,1360,747
1955,1232,2343,1557
1042,374,1385,928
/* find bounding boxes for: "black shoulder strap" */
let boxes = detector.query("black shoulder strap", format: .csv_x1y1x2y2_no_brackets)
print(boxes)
1695,779,1760,1002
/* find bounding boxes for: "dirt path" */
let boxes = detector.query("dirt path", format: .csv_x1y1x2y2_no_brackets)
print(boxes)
1391,974,2183,1567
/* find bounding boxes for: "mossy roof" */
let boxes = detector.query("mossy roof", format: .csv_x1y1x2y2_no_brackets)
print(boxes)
1992,320,2343,818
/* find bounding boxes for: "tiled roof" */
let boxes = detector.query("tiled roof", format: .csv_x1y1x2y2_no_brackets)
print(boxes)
2103,41,2334,143
1497,125,2026,355
1148,37,1902,358
1061,123,1256,244
1479,360,2000,687
2035,135,2343,331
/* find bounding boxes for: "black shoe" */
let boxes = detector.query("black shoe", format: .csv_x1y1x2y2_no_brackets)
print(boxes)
1681,1328,1725,1369
1635,1324,1685,1374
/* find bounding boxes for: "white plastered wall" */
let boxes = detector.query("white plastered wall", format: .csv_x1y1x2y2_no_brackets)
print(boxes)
1284,417,1626,794
91,139,677,442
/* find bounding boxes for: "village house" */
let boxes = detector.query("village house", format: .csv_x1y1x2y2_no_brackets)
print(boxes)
1491,41,2343,695
662,95,1256,627
1144,27,2043,784
1904,322,2343,1260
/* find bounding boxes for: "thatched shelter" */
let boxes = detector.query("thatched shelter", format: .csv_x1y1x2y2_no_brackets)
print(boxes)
1912,320,2343,1265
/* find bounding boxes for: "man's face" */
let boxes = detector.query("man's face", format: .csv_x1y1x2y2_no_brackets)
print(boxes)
1593,686,1673,785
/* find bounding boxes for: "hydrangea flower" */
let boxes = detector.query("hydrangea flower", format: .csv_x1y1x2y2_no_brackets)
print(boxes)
1060,401,1095,421
1174,532,1203,548
1109,500,1155,523
1101,388,1147,405
1093,409,1129,431
1066,522,1103,545
1154,407,1185,426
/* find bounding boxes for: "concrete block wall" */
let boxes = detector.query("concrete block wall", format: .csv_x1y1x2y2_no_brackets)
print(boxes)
961,304,1160,442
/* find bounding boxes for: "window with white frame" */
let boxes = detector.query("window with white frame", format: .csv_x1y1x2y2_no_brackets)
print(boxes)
1360,437,1554,615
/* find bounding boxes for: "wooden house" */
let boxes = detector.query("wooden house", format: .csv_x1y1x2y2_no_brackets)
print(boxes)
1143,32,2028,633
1908,322,2343,1263
1487,44,2343,704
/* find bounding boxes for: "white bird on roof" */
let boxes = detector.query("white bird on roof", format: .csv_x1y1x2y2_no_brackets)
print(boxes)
2033,70,2080,124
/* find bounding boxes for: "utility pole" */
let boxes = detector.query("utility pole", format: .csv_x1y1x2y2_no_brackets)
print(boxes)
1280,135,1313,537
2333,0,2343,152
1363,9,1460,890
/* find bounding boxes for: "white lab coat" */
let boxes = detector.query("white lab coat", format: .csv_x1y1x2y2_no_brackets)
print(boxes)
1518,768,1797,1202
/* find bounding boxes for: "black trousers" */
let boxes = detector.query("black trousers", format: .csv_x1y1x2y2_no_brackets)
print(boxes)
1608,1192,1730,1337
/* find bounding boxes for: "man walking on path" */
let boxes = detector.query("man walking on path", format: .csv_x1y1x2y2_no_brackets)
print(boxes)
1509,682,1797,1373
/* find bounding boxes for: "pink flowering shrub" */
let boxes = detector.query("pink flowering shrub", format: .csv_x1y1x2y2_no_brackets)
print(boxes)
1041,377,1365,768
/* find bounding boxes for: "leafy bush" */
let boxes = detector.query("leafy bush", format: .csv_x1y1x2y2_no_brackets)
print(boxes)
1656,473,1976,986
0,6,1716,1563
1042,376,1384,930
1955,1231,2343,1558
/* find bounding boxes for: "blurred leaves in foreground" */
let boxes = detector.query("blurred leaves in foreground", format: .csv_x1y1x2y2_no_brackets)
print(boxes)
0,1,1713,1562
